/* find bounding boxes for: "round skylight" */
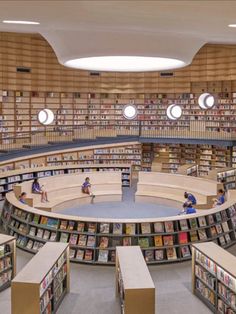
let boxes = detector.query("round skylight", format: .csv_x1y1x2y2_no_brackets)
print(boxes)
166,104,182,120
65,56,186,72
38,109,54,125
198,93,215,109
123,104,138,120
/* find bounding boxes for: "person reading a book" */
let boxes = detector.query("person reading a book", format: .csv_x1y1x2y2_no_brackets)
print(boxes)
184,192,197,206
180,202,196,215
213,189,225,206
81,177,95,198
32,179,48,203
19,192,27,204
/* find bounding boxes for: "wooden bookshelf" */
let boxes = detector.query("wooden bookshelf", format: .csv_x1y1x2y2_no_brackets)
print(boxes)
192,242,236,313
116,246,155,314
11,242,69,314
0,234,16,292
206,168,236,191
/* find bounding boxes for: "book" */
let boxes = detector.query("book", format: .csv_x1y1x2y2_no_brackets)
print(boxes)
113,223,123,235
77,222,85,232
221,210,228,221
163,235,174,246
189,218,197,229
99,237,109,248
126,223,136,235
198,216,207,227
166,247,177,260
221,221,229,233
68,221,75,231
32,241,40,251
145,250,154,262
69,249,76,259
100,223,110,234
110,251,116,263
29,227,36,236
138,237,149,248
76,249,84,261
154,235,163,247
43,230,50,240
87,236,96,247
215,224,223,234
164,221,174,233
198,229,207,240
60,233,69,243
111,238,121,247
60,220,68,230
225,233,231,243
141,223,151,234
40,216,48,225
178,232,188,244
181,246,191,258
189,230,198,242
210,226,217,237
78,235,87,246
218,236,226,246
207,215,215,225
179,219,189,231
215,212,222,223
36,229,44,238
50,232,57,241
88,223,96,233
47,218,58,229
154,222,164,233
123,237,131,246
84,250,93,261
33,214,40,224
155,250,164,261
26,240,34,250
98,250,108,263
69,234,78,245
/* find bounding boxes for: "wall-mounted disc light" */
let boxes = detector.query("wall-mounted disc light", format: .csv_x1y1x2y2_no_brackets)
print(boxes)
166,104,182,120
198,93,215,109
38,109,54,125
122,104,138,120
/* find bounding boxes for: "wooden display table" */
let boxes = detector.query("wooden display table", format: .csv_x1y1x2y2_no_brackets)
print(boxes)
116,246,155,314
11,242,69,314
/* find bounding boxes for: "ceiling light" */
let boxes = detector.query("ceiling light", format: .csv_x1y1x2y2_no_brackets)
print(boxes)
198,93,215,110
38,109,54,125
2,20,39,25
123,104,138,120
65,56,186,72
228,24,236,28
166,104,182,120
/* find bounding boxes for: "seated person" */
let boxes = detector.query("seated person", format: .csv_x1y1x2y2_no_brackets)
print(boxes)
179,202,197,215
81,177,95,198
213,189,225,206
19,192,27,204
184,192,197,205
32,179,49,203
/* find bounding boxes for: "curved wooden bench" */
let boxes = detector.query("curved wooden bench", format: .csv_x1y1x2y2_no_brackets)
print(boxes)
135,172,223,209
14,171,122,211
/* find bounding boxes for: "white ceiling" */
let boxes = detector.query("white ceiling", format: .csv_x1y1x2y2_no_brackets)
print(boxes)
0,1,236,69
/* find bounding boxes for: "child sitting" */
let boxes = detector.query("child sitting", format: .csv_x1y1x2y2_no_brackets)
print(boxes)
81,177,95,198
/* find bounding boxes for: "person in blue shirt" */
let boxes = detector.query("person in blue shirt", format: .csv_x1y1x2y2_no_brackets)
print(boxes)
32,179,48,203
19,192,27,204
181,202,197,215
214,189,225,206
81,177,95,198
184,192,197,205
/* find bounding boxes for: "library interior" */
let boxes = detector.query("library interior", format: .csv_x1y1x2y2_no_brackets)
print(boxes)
1,1,236,313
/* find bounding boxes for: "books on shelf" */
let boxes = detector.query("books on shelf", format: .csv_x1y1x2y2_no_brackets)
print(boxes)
145,250,154,262
178,232,188,244
100,223,110,234
76,249,84,261
77,222,85,232
190,231,198,242
154,222,164,233
99,237,109,248
126,223,136,235
189,218,198,229
60,233,69,243
166,247,177,260
141,223,151,234
69,234,78,245
123,237,131,246
155,250,164,261
78,235,87,246
181,246,191,258
87,236,96,248
198,217,207,227
198,229,207,240
179,219,189,231
138,238,149,248
154,235,163,247
163,235,173,246
113,223,123,235
164,221,174,233
84,249,93,261
98,250,109,263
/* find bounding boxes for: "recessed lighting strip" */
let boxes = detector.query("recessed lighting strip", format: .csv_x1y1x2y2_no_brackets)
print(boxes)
2,20,39,25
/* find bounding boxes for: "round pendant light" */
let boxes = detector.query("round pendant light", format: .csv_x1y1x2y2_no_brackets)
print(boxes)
38,109,54,125
198,93,215,109
122,104,138,120
166,104,182,120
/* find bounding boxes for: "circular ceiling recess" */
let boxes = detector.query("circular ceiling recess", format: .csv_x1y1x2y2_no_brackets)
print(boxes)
64,56,186,72
123,104,138,120
166,104,182,120
38,109,55,125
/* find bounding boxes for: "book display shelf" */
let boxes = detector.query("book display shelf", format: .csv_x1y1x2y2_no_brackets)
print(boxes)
206,168,236,191
11,242,69,314
2,189,236,265
116,246,155,314
192,242,236,313
0,234,16,292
